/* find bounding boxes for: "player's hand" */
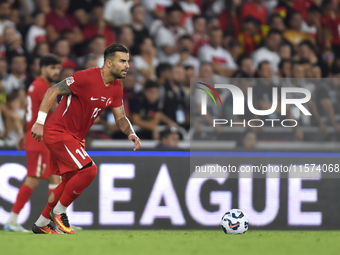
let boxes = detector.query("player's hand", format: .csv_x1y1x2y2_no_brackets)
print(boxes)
128,133,141,151
31,122,44,142
17,133,25,150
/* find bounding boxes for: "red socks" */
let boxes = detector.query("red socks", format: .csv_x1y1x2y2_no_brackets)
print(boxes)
59,165,97,208
12,184,33,214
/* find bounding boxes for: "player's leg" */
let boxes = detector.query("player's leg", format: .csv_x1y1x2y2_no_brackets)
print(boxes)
47,174,60,196
4,151,44,232
4,176,40,232
51,162,97,234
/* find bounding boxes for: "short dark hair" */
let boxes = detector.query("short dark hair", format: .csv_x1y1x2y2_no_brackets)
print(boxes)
298,40,316,54
32,10,43,18
243,16,261,26
267,29,282,37
232,70,250,78
156,63,172,78
269,13,283,24
308,5,321,14
160,127,179,140
130,3,143,14
291,61,304,69
258,60,271,70
10,54,26,64
192,15,205,23
179,34,192,41
278,59,292,70
237,55,252,66
165,3,183,15
144,80,159,90
40,54,61,68
104,43,129,60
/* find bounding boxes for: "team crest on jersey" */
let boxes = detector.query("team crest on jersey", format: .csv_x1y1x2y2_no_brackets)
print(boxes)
106,98,112,106
28,86,35,92
65,76,74,86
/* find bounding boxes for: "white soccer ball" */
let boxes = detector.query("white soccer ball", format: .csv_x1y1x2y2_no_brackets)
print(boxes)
220,209,249,234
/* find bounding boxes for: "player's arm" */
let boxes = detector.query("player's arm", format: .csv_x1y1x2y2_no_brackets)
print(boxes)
112,105,141,151
31,79,72,142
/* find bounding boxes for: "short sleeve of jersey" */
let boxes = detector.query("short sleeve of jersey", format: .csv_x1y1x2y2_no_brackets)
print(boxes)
109,80,123,108
65,70,87,95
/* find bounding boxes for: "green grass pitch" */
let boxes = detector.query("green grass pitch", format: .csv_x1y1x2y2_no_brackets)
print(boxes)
1,230,340,255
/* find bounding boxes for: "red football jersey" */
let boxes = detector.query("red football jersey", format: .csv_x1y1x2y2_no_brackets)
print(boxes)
45,67,123,141
25,77,53,151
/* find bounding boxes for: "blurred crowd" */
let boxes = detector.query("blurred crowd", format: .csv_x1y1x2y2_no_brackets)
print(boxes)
2,0,340,146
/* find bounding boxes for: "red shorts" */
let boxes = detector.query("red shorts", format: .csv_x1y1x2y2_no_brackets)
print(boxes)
26,150,51,179
44,134,93,176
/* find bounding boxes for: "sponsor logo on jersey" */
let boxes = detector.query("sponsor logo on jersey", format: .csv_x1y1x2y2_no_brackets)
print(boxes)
65,76,74,86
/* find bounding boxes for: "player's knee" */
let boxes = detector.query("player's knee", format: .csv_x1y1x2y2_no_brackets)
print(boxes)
82,164,97,181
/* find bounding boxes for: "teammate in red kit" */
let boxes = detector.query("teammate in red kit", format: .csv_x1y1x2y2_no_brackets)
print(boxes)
31,44,141,234
4,54,61,232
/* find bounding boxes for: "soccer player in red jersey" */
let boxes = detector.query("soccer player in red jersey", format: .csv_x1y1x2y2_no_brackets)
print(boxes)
31,44,141,234
4,54,61,232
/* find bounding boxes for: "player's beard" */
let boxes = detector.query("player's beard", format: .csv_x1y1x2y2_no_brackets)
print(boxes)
46,74,58,83
111,67,128,79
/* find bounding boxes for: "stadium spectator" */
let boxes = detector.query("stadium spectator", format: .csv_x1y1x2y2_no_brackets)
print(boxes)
238,55,255,77
269,13,286,32
0,0,15,44
130,80,161,140
154,3,186,62
301,5,322,43
277,59,292,78
4,90,24,142
58,67,75,82
156,62,172,87
0,57,7,78
45,0,84,46
159,65,187,126
252,61,281,120
84,35,106,68
2,54,26,97
252,29,282,74
198,27,237,78
130,4,149,56
53,38,77,70
241,0,268,25
33,42,50,57
133,37,158,91
34,0,51,14
25,55,41,90
103,0,134,27
178,0,201,34
83,4,116,47
283,11,314,48
274,0,295,26
168,34,200,75
278,43,292,60
2,26,25,63
236,129,258,148
297,40,329,77
228,39,242,64
67,0,105,26
191,15,209,56
224,70,254,122
25,10,47,54
156,127,180,150
286,61,327,134
143,0,173,22
218,0,242,37
117,25,134,53
84,56,98,69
